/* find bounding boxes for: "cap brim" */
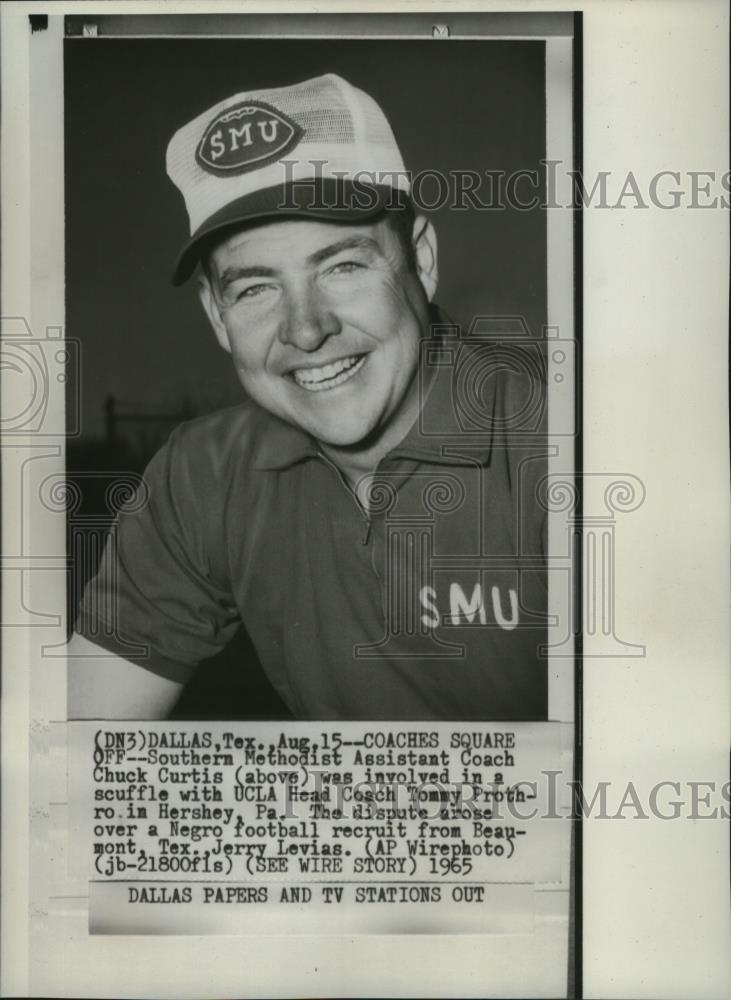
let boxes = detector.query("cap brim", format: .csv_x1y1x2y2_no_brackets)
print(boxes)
172,179,410,285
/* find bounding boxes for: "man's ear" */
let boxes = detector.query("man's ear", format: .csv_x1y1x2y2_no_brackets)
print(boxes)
198,273,232,354
412,215,439,301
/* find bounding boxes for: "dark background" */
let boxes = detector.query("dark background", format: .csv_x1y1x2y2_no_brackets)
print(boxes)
65,36,547,718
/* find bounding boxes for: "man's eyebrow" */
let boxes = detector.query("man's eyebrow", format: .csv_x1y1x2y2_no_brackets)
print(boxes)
219,264,276,288
217,235,379,288
218,264,277,289
307,235,380,266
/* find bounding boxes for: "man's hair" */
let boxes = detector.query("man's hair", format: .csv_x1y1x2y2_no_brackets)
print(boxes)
200,201,418,286
385,200,417,274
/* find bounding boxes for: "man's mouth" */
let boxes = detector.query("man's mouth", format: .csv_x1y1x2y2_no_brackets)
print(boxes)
290,354,366,392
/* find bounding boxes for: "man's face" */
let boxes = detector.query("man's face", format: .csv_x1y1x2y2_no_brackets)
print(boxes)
199,214,437,448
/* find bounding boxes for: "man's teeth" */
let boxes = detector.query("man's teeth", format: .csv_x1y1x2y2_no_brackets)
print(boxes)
292,354,365,391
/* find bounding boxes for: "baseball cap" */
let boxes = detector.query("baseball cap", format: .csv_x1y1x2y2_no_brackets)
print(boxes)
166,73,411,285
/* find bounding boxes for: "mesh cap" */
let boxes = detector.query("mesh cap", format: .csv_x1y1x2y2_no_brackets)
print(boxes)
166,73,411,284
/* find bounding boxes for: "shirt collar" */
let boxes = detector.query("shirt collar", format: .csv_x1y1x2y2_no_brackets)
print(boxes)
385,337,496,467
253,414,319,470
253,306,496,471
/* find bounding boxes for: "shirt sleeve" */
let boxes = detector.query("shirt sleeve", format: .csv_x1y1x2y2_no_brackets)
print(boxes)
75,426,241,679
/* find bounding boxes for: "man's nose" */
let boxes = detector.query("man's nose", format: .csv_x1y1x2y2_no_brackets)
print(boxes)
278,283,341,351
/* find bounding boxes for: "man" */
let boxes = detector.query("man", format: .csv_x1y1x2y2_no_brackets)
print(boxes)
68,73,548,721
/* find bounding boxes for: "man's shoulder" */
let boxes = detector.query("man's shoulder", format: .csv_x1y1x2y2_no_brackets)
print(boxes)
489,344,547,430
432,337,546,432
164,399,285,478
172,398,267,444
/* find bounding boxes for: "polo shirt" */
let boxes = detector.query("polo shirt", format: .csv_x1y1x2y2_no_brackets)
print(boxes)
77,338,548,720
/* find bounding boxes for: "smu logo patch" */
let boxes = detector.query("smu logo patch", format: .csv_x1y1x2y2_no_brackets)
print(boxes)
196,101,303,175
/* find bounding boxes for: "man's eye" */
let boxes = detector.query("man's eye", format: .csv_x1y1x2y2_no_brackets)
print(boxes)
235,283,274,300
328,260,366,276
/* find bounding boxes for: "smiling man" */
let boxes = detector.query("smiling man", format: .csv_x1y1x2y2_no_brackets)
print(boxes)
198,215,434,480
68,74,548,721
